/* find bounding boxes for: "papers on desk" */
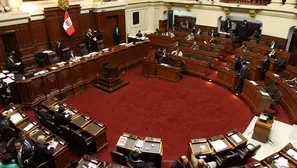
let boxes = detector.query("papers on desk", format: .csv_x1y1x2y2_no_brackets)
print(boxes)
34,70,48,76
47,141,58,150
24,123,34,132
10,113,23,124
0,73,6,78
102,48,109,52
259,114,268,121
15,62,21,66
117,136,128,146
273,74,280,77
250,80,258,86
134,139,144,150
88,162,97,168
2,70,9,74
287,149,297,161
231,134,242,143
43,50,54,54
260,91,270,97
3,78,14,84
7,73,14,77
119,43,126,46
211,139,227,151
50,67,57,70
160,63,169,67
274,157,289,168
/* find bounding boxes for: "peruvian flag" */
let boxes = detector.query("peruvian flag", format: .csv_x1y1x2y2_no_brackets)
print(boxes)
63,10,75,36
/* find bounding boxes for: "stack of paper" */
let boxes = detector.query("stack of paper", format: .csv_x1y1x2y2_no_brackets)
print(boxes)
250,80,258,86
260,91,270,97
88,162,97,168
231,134,242,143
24,123,34,132
0,73,6,78
10,113,23,124
135,139,144,149
119,43,126,46
273,74,280,77
117,136,127,146
275,157,289,168
47,141,58,150
3,78,14,84
287,149,297,160
211,140,227,151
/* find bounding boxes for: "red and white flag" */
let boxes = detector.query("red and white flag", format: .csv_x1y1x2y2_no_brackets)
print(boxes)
63,10,75,36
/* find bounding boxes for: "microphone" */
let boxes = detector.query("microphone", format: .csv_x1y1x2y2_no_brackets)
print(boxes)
145,128,152,137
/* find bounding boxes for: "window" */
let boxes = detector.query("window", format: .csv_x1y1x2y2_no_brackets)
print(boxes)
133,12,139,25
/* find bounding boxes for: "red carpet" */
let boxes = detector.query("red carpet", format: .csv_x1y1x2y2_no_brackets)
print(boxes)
63,67,254,161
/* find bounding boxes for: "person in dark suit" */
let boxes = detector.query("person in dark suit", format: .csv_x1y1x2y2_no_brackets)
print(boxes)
171,156,191,168
12,139,33,168
136,30,143,38
239,20,248,43
5,53,18,72
224,17,231,32
55,41,64,59
234,56,242,72
37,108,54,122
33,135,55,165
18,132,33,151
155,48,161,64
234,62,250,93
261,55,270,81
128,149,155,168
114,27,121,45
54,106,71,126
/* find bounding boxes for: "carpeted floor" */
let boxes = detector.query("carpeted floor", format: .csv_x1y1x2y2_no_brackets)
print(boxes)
63,66,254,161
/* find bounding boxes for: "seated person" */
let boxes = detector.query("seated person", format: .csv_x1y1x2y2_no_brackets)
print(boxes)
196,28,201,35
210,30,215,36
162,30,169,36
12,139,33,168
185,33,194,41
54,106,71,126
136,30,142,38
37,108,54,121
33,135,55,165
191,152,217,168
171,155,191,168
209,37,217,45
240,43,248,51
169,31,175,38
286,77,297,87
171,48,183,57
268,49,276,58
128,149,155,168
0,153,18,168
162,49,168,64
191,42,199,50
269,40,277,49
173,40,179,46
154,29,160,35
6,52,21,72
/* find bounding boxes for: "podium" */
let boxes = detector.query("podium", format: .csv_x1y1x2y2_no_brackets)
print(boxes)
142,57,156,77
252,118,273,143
95,64,129,92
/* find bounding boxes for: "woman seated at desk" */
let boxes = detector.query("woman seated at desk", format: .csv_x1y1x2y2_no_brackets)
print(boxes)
191,42,199,50
171,48,183,57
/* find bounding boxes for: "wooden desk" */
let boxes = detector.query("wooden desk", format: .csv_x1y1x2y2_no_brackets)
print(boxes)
209,136,233,153
287,65,297,79
169,55,209,77
188,138,214,156
241,80,272,114
216,67,239,89
6,110,28,126
263,152,296,168
16,41,149,107
156,64,180,82
142,58,157,77
79,154,127,168
225,129,248,148
252,119,272,143
83,121,108,151
265,71,297,123
279,143,297,165
17,119,39,135
71,114,92,128
116,133,138,152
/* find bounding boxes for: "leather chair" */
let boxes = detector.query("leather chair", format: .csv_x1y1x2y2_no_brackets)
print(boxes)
97,40,105,50
214,152,243,167
61,48,72,61
235,53,244,59
0,136,15,155
194,54,203,61
29,158,53,168
35,52,49,67
203,32,208,36
110,150,128,166
71,130,93,154
213,48,220,58
271,89,282,108
244,56,253,63
203,46,210,52
6,137,16,153
279,69,290,80
0,127,16,142
266,84,277,97
250,39,257,44
264,78,276,89
79,43,89,56
59,125,74,143
259,41,266,45
236,143,261,161
205,56,212,66
252,48,260,54
277,54,286,70
47,52,59,65
45,120,61,135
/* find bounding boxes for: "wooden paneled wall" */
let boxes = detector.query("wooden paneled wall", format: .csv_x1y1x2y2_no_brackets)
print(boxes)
0,5,125,72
